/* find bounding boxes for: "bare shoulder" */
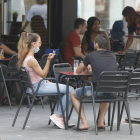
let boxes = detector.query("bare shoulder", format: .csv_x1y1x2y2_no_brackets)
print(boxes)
28,57,37,63
27,57,38,67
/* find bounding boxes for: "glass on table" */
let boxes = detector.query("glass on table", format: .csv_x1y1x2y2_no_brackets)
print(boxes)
73,60,79,73
0,49,4,59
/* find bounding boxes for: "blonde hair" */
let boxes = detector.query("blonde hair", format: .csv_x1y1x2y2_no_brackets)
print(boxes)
36,0,46,4
17,32,40,69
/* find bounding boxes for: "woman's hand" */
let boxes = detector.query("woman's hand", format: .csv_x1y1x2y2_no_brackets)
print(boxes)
118,51,126,54
47,50,55,61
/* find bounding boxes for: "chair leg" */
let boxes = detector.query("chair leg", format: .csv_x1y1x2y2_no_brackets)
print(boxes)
77,99,82,131
22,96,35,130
27,96,31,108
110,101,116,131
12,95,24,127
68,105,74,120
119,101,125,127
117,101,120,131
1,83,12,110
92,100,98,135
124,101,133,133
39,97,44,109
124,102,133,131
108,104,111,126
125,101,132,135
48,98,57,125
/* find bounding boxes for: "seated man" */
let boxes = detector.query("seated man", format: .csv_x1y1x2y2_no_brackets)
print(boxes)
64,18,87,66
71,34,118,131
0,42,17,56
0,42,20,105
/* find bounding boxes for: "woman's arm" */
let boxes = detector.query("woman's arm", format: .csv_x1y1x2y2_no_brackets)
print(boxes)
118,35,133,54
0,43,17,55
27,53,55,78
123,36,133,52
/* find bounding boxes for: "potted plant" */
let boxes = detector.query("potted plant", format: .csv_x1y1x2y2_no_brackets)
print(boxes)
13,11,19,22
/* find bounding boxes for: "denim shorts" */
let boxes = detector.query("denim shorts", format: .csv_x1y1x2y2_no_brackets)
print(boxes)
74,86,117,99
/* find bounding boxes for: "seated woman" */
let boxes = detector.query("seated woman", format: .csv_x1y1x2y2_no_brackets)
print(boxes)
17,32,74,129
81,17,110,55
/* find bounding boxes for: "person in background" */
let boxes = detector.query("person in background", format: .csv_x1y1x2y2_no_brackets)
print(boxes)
64,18,87,66
17,32,75,129
30,15,47,59
22,0,47,31
118,6,140,54
81,17,110,55
71,34,117,131
0,42,17,56
0,42,19,105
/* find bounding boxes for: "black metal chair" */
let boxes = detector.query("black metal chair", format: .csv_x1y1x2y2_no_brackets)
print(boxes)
0,55,20,109
40,53,61,78
53,63,73,82
127,69,140,98
12,67,65,129
0,65,11,109
119,50,140,71
46,63,74,125
77,71,132,135
119,69,140,126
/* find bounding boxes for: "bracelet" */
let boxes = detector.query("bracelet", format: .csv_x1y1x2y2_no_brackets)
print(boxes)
12,51,16,55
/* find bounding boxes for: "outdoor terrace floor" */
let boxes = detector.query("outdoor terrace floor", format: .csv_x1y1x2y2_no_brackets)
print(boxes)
0,98,140,140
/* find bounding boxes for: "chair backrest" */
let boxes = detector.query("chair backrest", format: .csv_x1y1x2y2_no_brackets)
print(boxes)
121,50,140,70
129,69,140,90
96,71,130,98
5,55,18,78
45,48,63,63
18,67,34,94
40,54,56,77
45,49,59,55
53,63,72,80
67,56,83,67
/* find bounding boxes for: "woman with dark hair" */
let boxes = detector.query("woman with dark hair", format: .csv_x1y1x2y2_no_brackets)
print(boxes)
118,6,140,54
81,17,110,55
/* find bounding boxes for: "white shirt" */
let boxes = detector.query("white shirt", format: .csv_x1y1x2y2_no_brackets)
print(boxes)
26,4,47,29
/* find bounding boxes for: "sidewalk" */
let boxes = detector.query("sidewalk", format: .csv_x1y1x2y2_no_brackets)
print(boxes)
0,98,140,140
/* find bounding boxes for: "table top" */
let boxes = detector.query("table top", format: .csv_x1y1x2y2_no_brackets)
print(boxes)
113,52,124,56
126,35,140,37
59,71,92,77
0,57,11,61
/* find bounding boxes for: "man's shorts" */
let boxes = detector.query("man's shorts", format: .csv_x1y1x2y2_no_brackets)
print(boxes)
74,86,117,99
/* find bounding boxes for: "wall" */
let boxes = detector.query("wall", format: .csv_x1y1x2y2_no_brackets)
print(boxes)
109,0,123,29
62,0,77,41
80,0,95,20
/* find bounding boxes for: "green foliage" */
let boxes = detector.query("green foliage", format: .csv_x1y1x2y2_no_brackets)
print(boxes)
13,11,19,17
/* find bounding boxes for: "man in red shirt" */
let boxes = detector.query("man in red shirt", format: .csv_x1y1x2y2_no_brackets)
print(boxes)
64,18,87,66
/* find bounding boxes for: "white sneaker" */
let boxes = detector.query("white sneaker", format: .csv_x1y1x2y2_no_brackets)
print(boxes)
50,114,65,129
68,120,75,127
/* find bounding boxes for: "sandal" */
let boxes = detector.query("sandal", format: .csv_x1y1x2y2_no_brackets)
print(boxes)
97,126,105,132
2,96,9,105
